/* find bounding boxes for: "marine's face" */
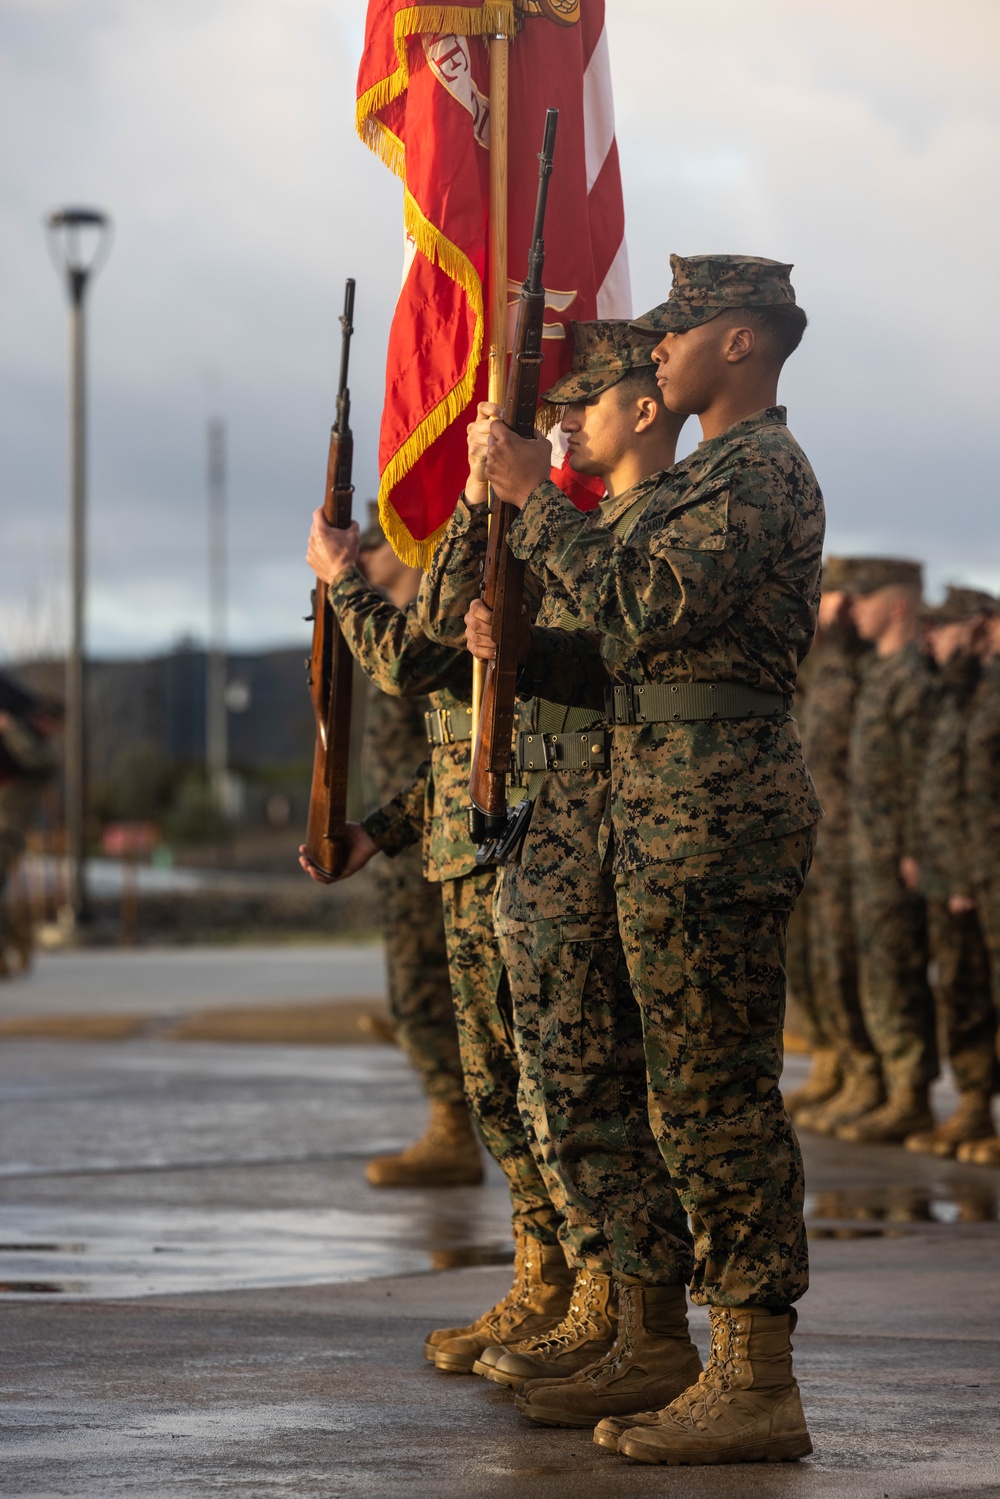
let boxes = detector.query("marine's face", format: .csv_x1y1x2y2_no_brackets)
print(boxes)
650,319,725,416
818,589,849,630
560,386,636,476
927,621,967,667
851,587,897,642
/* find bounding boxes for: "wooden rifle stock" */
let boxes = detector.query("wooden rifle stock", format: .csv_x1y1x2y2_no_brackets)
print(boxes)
305,278,356,878
469,108,558,849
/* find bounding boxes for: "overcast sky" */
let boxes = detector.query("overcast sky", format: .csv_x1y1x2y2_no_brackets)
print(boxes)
1,0,998,660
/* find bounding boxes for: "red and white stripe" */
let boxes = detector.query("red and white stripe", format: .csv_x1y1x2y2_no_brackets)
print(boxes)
581,2,630,319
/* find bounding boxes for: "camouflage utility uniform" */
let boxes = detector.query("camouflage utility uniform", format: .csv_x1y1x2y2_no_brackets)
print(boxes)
0,712,58,969
847,641,939,1097
793,627,870,1053
966,657,1000,1031
328,569,563,1243
360,680,463,1103
509,398,824,1308
916,649,997,1103
421,472,693,1285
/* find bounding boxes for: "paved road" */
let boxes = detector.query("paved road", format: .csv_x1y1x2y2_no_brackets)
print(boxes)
0,942,386,1019
1,1004,999,1493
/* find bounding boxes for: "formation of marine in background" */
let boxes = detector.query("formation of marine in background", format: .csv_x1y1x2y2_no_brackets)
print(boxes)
787,562,1000,1166
0,675,62,976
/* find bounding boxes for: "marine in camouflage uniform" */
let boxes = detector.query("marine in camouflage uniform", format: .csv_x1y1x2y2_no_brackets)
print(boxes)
791,560,881,1135
840,558,939,1143
420,326,693,1280
955,606,1000,1167
360,674,465,1110
506,332,824,1306
482,256,823,1463
324,549,564,1225
0,684,60,975
907,587,999,1156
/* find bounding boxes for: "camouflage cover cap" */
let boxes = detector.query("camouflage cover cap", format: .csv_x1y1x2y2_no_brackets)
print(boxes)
923,585,1000,624
630,253,797,336
542,320,656,403
358,500,385,552
846,557,924,596
822,555,897,592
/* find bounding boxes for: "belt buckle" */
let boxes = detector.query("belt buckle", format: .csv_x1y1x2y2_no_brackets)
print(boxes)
542,732,560,771
437,709,455,744
610,684,636,725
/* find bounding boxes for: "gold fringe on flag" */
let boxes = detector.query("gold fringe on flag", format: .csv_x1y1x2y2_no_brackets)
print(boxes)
357,3,515,564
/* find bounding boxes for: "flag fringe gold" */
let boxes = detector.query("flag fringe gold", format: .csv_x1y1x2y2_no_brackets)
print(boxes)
356,3,513,562
356,4,516,147
375,186,485,566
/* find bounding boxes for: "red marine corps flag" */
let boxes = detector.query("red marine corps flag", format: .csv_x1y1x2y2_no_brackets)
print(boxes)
356,0,629,562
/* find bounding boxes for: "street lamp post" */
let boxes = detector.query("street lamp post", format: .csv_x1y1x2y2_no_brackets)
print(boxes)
46,207,112,925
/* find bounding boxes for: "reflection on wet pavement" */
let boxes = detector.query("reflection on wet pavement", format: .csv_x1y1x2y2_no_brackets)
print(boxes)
805,1181,1000,1228
0,1205,516,1299
2,1040,998,1302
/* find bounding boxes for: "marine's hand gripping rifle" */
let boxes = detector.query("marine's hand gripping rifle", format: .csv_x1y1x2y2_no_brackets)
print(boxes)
304,278,356,878
468,108,558,861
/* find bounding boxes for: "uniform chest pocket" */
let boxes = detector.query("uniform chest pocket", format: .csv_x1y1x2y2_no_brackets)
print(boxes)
657,489,730,551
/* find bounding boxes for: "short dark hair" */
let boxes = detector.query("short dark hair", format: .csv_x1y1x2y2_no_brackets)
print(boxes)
740,304,808,362
611,362,660,403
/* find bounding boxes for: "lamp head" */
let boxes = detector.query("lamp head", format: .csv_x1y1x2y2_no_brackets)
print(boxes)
45,207,112,298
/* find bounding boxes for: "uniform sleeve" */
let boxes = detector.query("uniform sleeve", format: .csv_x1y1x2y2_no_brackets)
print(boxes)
327,570,468,700
508,460,802,652
516,625,610,711
897,670,942,862
417,492,544,646
416,496,488,648
361,762,427,858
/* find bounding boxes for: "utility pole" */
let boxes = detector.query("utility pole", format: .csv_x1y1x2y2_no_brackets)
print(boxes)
206,416,228,815
45,207,112,925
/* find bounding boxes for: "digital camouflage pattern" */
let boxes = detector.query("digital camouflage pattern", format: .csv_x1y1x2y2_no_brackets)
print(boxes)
440,868,564,1246
793,623,873,1060
916,652,982,904
616,827,816,1306
848,643,939,1091
328,569,562,1244
630,254,797,336
510,407,824,872
361,684,463,1103
842,556,922,595
422,487,694,1280
542,319,657,405
328,567,478,881
501,405,821,1304
964,658,1000,1019
915,650,996,1096
0,715,59,960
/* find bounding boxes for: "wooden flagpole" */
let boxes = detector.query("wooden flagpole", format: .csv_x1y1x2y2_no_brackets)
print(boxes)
472,28,509,749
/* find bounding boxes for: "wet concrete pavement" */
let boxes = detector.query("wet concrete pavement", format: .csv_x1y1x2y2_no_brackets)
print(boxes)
2,959,1000,1495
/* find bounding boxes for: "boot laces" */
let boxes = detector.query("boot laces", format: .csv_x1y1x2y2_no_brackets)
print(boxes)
522,1270,604,1354
670,1310,744,1422
585,1285,638,1382
478,1240,534,1331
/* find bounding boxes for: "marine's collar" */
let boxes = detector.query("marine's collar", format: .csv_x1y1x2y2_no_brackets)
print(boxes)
693,406,787,453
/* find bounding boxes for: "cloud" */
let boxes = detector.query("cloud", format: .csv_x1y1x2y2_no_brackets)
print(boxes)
0,0,997,657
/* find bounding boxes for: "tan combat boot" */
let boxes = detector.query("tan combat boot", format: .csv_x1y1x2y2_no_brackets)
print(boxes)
618,1306,812,1466
514,1279,702,1428
426,1231,574,1374
795,1052,884,1134
956,1135,1000,1166
904,1091,996,1158
480,1268,617,1388
835,1085,933,1144
365,1098,483,1187
784,1048,841,1118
